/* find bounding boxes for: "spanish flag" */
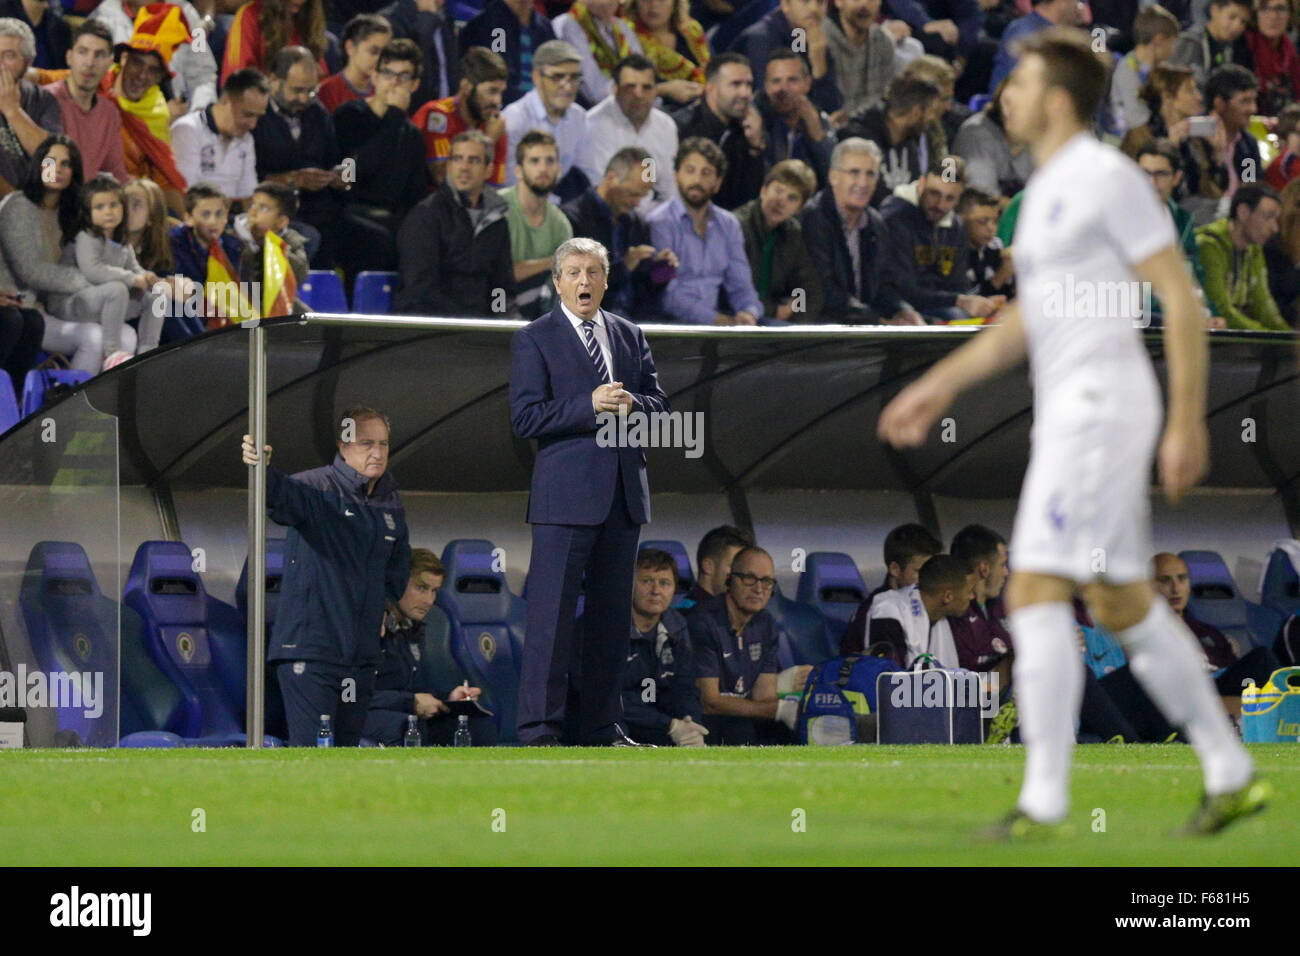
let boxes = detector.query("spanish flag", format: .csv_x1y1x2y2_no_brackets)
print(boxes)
205,239,254,328
261,231,297,319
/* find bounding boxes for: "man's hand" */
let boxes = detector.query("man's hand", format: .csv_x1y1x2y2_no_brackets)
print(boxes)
956,293,999,318
668,716,708,746
1157,417,1209,504
413,692,449,717
776,664,814,695
889,307,926,325
877,373,957,448
483,113,505,141
297,167,337,191
923,18,960,45
387,85,412,113
712,311,736,325
654,248,679,269
592,381,634,414
742,106,765,152
241,433,272,466
415,0,443,12
1206,314,1226,329
447,684,481,702
167,98,188,120
0,289,21,307
775,697,799,731
625,244,657,272
659,79,704,103
0,69,20,118
795,94,824,140
883,19,912,41
732,310,758,325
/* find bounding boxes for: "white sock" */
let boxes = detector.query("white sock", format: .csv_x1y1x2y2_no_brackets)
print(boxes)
1115,598,1253,795
1008,601,1083,823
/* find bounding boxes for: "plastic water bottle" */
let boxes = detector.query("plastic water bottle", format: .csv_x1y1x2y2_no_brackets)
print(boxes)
453,715,472,748
317,714,333,747
404,714,421,748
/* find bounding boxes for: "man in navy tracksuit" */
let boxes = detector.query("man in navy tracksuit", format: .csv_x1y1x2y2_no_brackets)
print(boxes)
242,405,411,746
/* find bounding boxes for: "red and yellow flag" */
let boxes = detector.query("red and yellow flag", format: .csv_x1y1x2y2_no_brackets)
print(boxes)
204,238,254,328
261,231,297,319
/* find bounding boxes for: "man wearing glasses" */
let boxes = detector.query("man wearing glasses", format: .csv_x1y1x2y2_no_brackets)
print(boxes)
240,406,412,746
334,38,431,274
502,40,590,202
688,545,798,744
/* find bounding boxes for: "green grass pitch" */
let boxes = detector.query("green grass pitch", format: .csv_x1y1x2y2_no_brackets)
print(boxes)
1,745,1295,865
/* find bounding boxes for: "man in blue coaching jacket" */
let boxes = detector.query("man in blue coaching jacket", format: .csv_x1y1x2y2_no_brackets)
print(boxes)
509,236,670,746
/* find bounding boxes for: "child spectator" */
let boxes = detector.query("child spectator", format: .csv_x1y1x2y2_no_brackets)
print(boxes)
960,187,1014,298
234,180,308,316
54,173,166,370
318,13,391,113
169,181,245,330
124,177,177,278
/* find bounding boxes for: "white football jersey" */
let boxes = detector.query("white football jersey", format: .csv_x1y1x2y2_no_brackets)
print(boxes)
1011,133,1177,407
867,585,959,670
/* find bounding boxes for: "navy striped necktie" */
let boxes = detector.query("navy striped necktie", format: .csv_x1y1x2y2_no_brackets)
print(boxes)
580,318,610,383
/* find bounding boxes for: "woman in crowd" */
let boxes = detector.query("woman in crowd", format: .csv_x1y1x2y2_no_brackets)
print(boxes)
623,0,707,107
222,0,328,82
1246,0,1300,115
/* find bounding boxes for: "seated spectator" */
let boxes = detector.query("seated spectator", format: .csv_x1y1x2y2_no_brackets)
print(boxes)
1135,138,1218,324
961,187,1014,298
735,159,824,321
1073,607,1181,743
1110,4,1180,136
0,0,68,70
0,254,42,389
675,52,764,210
552,0,643,107
1247,0,1300,115
1265,102,1300,188
413,46,509,187
379,0,458,111
123,176,180,282
363,549,496,747
1263,177,1300,325
733,0,842,114
502,130,573,319
394,130,515,316
901,54,968,172
253,47,342,267
825,0,897,119
689,545,796,745
0,18,61,192
952,80,1033,199
222,0,328,85
841,522,942,654
625,0,707,109
501,39,589,202
862,552,973,667
758,50,834,189
1206,63,1262,200
233,180,308,315
1153,552,1284,698
838,73,939,205
334,38,429,273
619,547,706,747
562,146,676,315
317,13,390,114
171,66,268,206
882,158,1002,322
1170,0,1253,87
947,524,1011,674
44,21,129,183
1196,182,1291,329
90,0,218,113
647,137,763,324
800,138,924,323
886,0,984,66
681,524,754,608
988,0,1082,93
577,52,678,211
168,181,245,328
459,0,555,106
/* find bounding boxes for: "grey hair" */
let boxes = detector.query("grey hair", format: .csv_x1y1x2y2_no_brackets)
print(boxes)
0,18,36,64
552,237,610,280
831,137,884,170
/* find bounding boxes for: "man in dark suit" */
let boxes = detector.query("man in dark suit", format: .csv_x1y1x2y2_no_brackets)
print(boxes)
509,236,670,745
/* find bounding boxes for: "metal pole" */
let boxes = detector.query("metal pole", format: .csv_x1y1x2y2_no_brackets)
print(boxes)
246,322,267,748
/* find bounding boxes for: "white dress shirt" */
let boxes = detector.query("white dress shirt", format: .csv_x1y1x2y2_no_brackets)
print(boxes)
577,95,679,214
502,90,588,189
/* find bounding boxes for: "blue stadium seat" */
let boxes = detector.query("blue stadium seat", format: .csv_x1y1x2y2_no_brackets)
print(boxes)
18,541,124,746
0,369,18,433
1179,550,1271,652
236,539,289,740
795,552,867,645
123,541,244,738
352,271,399,314
436,539,526,742
21,368,92,417
1261,543,1300,618
969,94,992,112
299,270,348,312
765,582,835,669
119,731,186,747
638,539,695,597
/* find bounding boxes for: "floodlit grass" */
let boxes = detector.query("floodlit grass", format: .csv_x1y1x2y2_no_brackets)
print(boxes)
0,745,1294,865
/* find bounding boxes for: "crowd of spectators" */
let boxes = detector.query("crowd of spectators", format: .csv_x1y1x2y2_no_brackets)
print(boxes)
2,0,1299,407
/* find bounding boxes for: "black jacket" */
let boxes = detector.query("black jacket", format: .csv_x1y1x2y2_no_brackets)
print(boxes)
394,180,515,316
799,187,903,322
380,0,460,112
619,608,703,741
561,187,658,317
880,192,971,314
675,100,766,211
734,198,824,320
252,99,342,225
333,99,430,217
0,0,69,70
